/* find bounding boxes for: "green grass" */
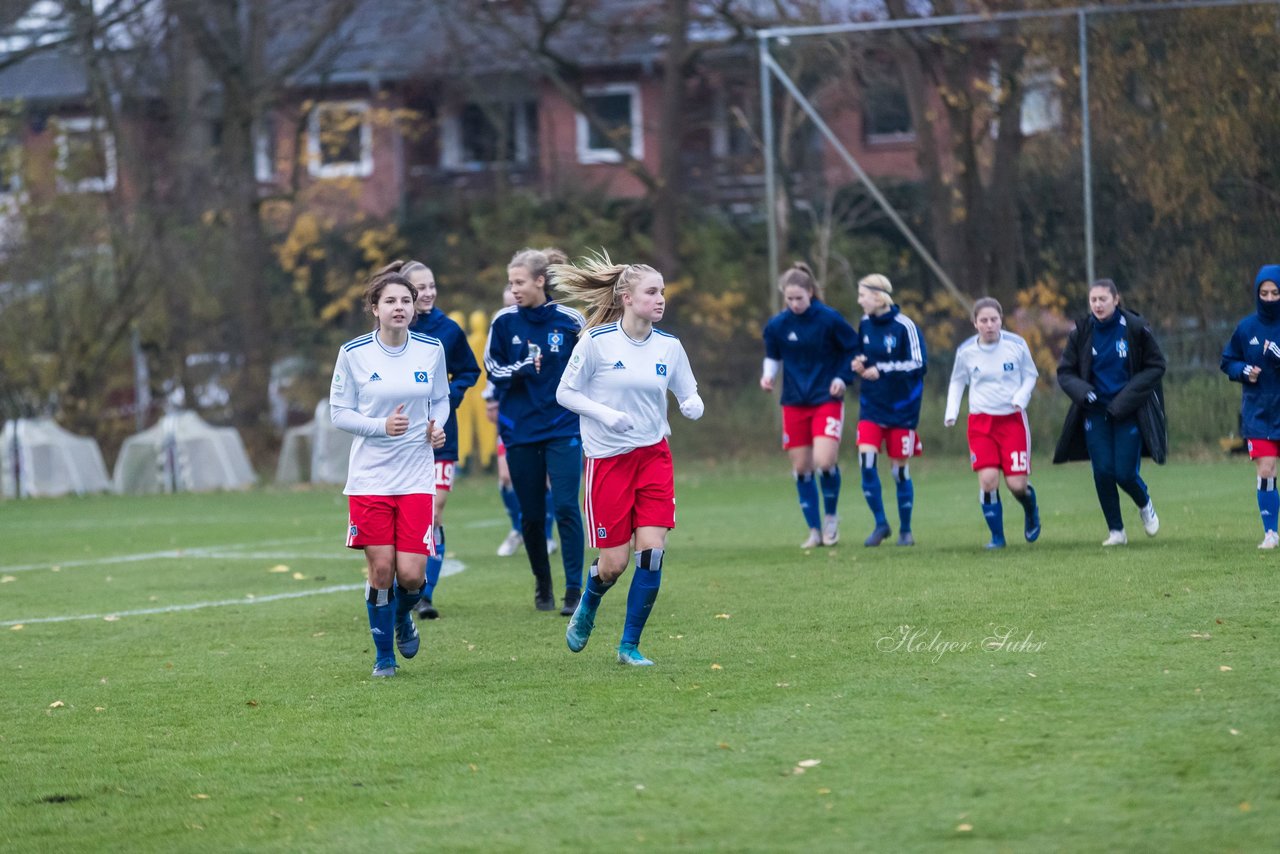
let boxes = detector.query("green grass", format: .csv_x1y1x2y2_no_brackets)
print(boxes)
2,457,1278,852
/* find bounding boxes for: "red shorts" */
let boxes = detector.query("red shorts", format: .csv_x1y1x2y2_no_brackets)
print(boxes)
346,494,436,555
434,460,456,492
782,401,845,449
584,440,676,548
967,411,1031,475
1248,438,1280,459
856,421,923,459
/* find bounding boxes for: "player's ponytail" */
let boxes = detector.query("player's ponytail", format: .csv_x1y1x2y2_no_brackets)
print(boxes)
553,250,657,329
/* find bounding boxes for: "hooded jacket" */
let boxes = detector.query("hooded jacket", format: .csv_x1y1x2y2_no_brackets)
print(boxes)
1221,265,1280,440
409,307,480,462
854,305,927,428
1054,306,1168,464
484,300,585,447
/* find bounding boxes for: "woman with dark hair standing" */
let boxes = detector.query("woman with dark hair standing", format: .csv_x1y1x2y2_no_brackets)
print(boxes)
1054,279,1166,546
485,247,586,614
760,262,859,548
1221,265,1280,549
330,273,449,677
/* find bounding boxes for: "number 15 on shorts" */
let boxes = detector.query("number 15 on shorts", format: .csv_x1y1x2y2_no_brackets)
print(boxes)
1009,450,1028,473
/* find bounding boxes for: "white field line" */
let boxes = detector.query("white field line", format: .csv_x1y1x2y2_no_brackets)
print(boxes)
2,559,465,626
0,537,347,573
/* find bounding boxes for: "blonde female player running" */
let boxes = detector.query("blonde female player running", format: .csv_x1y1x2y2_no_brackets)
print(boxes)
944,297,1042,549
553,253,703,666
330,272,449,677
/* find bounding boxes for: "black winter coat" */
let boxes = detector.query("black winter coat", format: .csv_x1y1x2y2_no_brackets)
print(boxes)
1053,308,1168,464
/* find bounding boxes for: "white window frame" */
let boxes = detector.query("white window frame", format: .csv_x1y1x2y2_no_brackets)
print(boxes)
55,117,117,193
441,102,533,171
575,83,643,165
307,100,373,179
254,115,276,183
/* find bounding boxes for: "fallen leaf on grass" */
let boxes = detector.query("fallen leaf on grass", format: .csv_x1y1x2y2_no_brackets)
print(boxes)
1240,802,1251,812
797,759,821,768
469,763,478,772
1190,632,1211,639
311,632,325,638
714,614,731,619
192,794,210,800
103,615,120,622
49,700,65,709
717,742,731,750
1027,672,1037,678
1229,728,1240,736
291,572,306,580
94,707,105,712
0,575,15,583
956,823,973,832
817,788,831,795
1220,666,1233,672
10,625,23,631
246,700,259,708
269,565,290,573
710,663,722,670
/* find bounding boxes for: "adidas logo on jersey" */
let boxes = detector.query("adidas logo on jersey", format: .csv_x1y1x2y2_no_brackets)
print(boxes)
787,332,799,341
612,360,626,370
369,372,382,381
1250,336,1260,345
512,335,522,344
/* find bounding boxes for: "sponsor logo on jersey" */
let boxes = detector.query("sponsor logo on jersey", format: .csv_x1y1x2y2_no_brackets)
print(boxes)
612,360,626,370
787,331,799,341
369,372,382,382
570,352,583,366
548,331,564,353
414,371,429,382
349,524,358,537
596,526,608,539
655,363,667,376
1002,362,1014,371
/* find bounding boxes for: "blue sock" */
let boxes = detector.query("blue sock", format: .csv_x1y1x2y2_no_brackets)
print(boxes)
393,578,423,624
893,463,913,533
544,487,555,541
621,549,663,646
1014,485,1038,515
500,483,521,532
365,583,395,663
1259,477,1279,533
981,490,1005,543
424,525,444,599
819,466,841,517
583,560,613,611
860,452,887,527
795,472,822,530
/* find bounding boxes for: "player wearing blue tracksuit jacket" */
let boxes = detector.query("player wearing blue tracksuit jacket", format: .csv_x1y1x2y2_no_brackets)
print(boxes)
761,263,860,549
1222,264,1280,549
486,248,586,613
850,274,927,547
409,298,480,617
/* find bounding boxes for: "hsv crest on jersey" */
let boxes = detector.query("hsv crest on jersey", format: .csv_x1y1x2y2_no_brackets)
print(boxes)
1002,362,1014,371
414,371,429,382
349,524,358,537
596,526,608,538
656,363,667,376
883,335,897,351
548,331,564,352
1116,339,1128,358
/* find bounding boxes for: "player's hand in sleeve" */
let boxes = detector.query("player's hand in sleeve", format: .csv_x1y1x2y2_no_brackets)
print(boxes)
602,409,635,434
760,375,773,392
679,394,704,420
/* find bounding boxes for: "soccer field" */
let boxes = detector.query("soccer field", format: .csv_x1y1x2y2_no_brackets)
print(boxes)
2,457,1277,851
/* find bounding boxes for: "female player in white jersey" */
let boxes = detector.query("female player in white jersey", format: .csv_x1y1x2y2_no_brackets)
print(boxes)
330,272,449,677
944,297,1042,549
553,253,703,666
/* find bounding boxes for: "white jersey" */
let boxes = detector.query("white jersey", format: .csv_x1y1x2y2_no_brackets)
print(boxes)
945,331,1039,421
559,322,698,459
329,330,450,495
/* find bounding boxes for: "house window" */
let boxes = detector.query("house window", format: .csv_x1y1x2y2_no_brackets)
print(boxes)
862,73,914,143
441,102,534,170
1020,65,1063,136
254,114,277,183
55,117,117,193
576,83,642,164
307,100,372,179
